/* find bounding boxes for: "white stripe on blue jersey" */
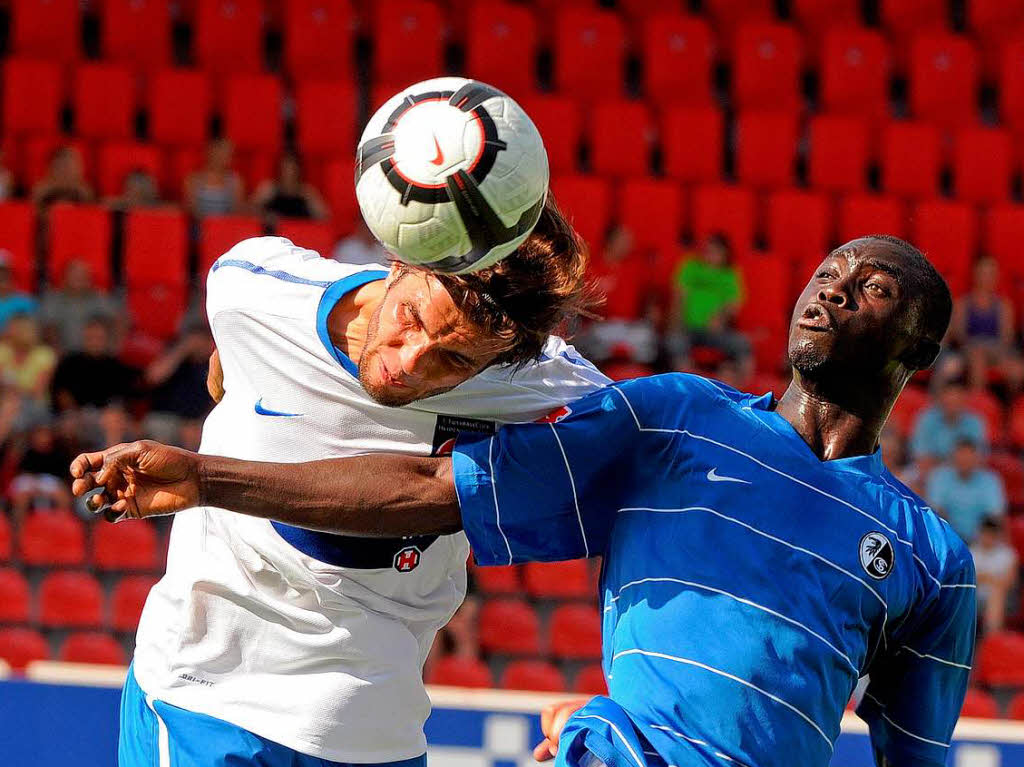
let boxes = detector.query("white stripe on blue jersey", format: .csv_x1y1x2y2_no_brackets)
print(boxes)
452,373,976,767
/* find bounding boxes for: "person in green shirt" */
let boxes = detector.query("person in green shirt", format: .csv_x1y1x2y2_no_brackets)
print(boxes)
670,232,750,372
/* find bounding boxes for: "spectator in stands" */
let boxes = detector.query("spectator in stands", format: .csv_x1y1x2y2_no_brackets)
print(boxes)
951,257,1021,393
143,323,215,443
970,516,1018,633
184,139,243,219
250,154,328,225
0,250,37,332
910,377,987,471
669,233,750,374
0,148,14,202
30,146,94,208
580,224,657,363
4,417,74,518
106,169,162,211
51,316,135,412
0,313,56,407
39,260,120,352
926,438,1006,543
332,218,386,266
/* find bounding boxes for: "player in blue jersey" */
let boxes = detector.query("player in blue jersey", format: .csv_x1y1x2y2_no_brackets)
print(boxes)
73,235,975,767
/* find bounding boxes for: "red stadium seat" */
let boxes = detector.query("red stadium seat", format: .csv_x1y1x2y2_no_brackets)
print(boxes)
999,38,1024,133
767,188,831,271
880,121,942,200
692,183,756,250
2,58,63,138
553,7,627,101
60,632,126,666
549,603,602,660
10,0,80,63
0,628,49,670
791,0,861,44
641,13,715,106
38,571,104,629
1009,691,1024,720
371,0,445,87
619,178,683,253
96,142,163,198
148,69,212,148
1010,395,1024,451
0,515,10,563
470,563,521,595
1010,516,1024,561
48,204,113,291
0,568,30,624
952,126,1013,204
908,33,980,131
276,219,335,256
807,114,869,193
223,74,283,154
523,560,592,600
93,519,160,572
735,250,790,334
661,105,724,182
195,0,264,85
967,389,1006,446
282,0,356,81
550,175,612,250
428,655,492,688
0,202,37,291
732,23,803,110
735,110,799,189
127,283,188,340
910,200,976,296
961,688,1000,719
110,575,158,632
887,384,929,437
321,158,359,231
464,1,538,99
124,209,188,287
294,80,358,160
983,204,1024,285
881,0,949,50
501,660,565,692
837,194,907,243
617,0,687,36
819,26,890,120
479,599,540,655
199,215,264,276
976,630,1024,687
19,511,86,567
574,663,608,694
100,0,172,74
989,453,1024,509
589,100,653,177
703,0,773,40
518,95,581,174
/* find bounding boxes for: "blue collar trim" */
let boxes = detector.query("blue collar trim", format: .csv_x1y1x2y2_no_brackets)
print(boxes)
315,270,388,376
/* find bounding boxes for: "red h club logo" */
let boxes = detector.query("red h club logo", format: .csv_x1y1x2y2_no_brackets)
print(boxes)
394,546,422,573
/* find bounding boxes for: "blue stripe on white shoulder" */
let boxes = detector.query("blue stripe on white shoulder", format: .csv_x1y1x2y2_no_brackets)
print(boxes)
210,258,335,288
607,384,954,591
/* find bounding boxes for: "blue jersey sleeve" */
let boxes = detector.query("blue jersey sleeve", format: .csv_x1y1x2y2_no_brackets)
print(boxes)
858,552,977,767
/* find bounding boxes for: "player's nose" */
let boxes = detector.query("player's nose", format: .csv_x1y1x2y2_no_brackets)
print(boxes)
398,338,432,378
818,280,851,308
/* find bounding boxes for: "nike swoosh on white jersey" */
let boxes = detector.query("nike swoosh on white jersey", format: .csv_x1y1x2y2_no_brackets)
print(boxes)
706,467,751,484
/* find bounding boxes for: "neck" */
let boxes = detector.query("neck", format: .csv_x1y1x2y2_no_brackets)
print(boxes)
774,365,908,461
326,279,387,364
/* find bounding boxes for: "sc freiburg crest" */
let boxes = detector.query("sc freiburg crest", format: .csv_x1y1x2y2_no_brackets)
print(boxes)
859,532,894,580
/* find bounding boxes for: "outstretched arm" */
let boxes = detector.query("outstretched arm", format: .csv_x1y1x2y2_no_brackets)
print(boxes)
70,441,461,537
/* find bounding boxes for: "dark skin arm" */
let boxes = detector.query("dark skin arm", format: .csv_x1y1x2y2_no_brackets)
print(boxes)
69,440,462,537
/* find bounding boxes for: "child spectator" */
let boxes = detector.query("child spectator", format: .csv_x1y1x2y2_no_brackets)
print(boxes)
250,154,328,224
0,251,37,331
970,517,1019,633
0,313,56,406
926,438,1006,543
30,145,94,207
51,316,136,411
185,139,243,218
106,168,162,211
910,377,987,471
39,260,121,352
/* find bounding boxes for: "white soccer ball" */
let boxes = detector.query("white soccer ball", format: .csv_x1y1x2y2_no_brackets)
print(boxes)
355,77,549,274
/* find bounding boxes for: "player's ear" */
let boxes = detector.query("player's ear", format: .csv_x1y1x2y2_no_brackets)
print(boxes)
901,338,941,370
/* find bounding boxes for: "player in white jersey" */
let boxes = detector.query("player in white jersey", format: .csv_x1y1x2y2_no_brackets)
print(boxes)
113,199,608,767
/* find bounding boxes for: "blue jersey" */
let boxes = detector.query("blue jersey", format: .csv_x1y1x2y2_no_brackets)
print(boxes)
452,374,976,767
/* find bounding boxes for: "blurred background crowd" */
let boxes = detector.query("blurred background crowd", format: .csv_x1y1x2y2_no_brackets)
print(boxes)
2,0,1024,719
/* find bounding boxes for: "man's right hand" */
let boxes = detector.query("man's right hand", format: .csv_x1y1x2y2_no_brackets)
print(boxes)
70,440,203,521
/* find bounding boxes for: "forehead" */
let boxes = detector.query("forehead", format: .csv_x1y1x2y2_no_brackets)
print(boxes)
824,241,907,274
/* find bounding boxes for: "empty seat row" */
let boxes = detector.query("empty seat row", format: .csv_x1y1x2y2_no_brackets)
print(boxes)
0,567,157,631
429,655,607,694
1,512,161,571
470,559,598,600
477,599,602,660
0,627,127,670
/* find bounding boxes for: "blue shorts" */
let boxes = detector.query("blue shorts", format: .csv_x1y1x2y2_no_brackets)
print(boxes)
119,666,428,767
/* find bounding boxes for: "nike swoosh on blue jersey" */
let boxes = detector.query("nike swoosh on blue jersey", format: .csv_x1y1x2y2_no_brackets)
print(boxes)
706,467,751,484
254,398,303,418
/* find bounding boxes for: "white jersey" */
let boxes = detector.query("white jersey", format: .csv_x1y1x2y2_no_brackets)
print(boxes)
131,237,608,762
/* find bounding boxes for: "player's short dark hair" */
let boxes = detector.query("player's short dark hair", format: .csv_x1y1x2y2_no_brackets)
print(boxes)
859,234,953,347
412,195,597,368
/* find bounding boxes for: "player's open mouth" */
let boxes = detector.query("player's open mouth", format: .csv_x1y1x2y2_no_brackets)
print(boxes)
797,303,835,332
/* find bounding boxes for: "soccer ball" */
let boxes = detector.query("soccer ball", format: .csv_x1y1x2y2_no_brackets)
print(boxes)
355,77,549,274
